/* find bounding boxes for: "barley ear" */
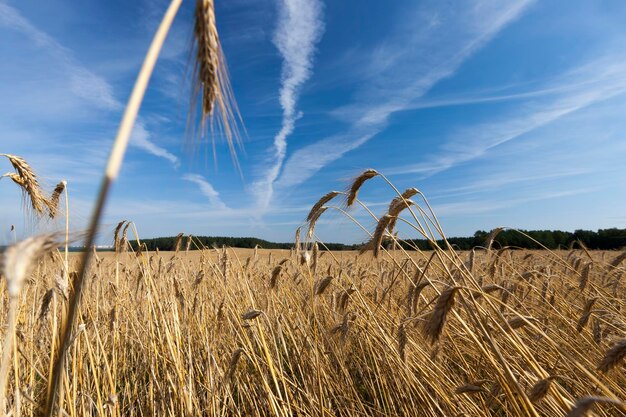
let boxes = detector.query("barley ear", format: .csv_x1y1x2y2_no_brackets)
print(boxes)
486,227,504,250
1,234,60,297
225,348,245,381
174,232,184,253
242,310,263,320
0,234,59,414
361,214,393,258
39,289,56,322
314,276,333,295
307,206,328,240
185,234,193,253
387,187,419,214
113,220,127,253
269,265,282,289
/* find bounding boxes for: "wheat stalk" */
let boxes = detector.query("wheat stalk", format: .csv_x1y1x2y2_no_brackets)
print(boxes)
0,234,59,416
44,2,186,414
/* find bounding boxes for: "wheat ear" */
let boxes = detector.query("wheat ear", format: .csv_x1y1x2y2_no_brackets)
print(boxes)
346,169,378,207
597,339,626,373
47,181,66,219
564,396,624,417
1,153,50,216
307,191,340,222
191,0,241,166
423,286,459,344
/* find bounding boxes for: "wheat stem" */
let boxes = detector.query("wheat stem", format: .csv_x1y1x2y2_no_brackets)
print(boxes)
43,1,183,415
0,296,18,417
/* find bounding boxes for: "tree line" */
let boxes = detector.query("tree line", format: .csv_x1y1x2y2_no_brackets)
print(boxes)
401,228,626,250
133,236,358,251
133,228,626,251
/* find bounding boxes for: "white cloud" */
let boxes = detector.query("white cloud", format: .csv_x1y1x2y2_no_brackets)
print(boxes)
433,187,598,216
252,0,324,210
275,132,377,189
276,0,534,191
0,3,120,111
130,121,180,168
387,57,626,176
0,3,181,171
182,174,228,210
429,168,590,200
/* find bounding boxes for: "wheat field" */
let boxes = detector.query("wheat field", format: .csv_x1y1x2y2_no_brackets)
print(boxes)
1,157,625,416
1,1,625,415
0,239,624,416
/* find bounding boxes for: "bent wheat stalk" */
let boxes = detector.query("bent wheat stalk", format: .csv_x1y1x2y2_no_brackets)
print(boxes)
45,1,238,413
44,1,184,415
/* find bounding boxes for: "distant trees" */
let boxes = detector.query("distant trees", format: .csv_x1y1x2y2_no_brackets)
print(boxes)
403,228,626,251
131,228,626,252
131,236,359,251
574,228,626,250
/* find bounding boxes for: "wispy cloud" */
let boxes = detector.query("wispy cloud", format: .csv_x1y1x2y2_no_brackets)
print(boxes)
0,3,119,111
276,0,534,191
182,174,228,210
387,57,626,176
428,168,590,200
0,3,182,170
252,0,324,210
130,121,180,168
274,132,377,189
433,187,599,216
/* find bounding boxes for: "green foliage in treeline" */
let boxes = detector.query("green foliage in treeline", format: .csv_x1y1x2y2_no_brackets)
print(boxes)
402,228,626,250
134,228,626,251
133,236,358,251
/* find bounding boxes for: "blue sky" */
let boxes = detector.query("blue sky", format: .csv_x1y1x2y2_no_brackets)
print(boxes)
1,0,626,245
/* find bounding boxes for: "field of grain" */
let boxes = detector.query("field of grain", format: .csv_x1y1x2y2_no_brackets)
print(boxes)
0,242,624,416
1,2,625,414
